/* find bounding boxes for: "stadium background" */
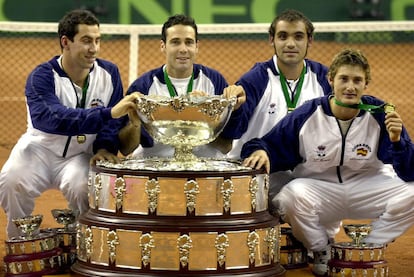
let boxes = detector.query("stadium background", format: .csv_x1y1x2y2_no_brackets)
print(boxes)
1,0,414,276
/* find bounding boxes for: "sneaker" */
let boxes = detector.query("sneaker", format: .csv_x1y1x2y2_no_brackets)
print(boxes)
311,246,330,276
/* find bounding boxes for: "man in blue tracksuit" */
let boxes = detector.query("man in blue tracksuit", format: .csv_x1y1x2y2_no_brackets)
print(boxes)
0,9,139,239
241,48,414,275
222,10,332,219
118,14,245,158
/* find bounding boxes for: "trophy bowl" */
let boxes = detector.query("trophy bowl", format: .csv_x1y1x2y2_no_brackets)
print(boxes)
136,94,236,162
51,208,79,231
12,214,43,239
343,223,372,246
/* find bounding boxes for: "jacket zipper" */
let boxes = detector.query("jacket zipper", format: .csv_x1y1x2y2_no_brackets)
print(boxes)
336,119,354,183
62,136,71,158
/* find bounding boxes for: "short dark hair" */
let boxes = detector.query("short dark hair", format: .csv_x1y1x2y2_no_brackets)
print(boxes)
58,9,100,47
161,14,198,42
328,48,371,85
268,9,314,40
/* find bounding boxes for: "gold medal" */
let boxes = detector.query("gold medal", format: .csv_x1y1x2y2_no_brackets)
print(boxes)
384,103,395,113
77,135,86,144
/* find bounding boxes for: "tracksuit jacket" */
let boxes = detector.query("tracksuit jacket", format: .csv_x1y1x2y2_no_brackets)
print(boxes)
25,55,124,157
241,95,414,182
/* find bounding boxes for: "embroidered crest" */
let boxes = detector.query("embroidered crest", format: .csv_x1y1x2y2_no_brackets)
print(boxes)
268,103,276,114
352,144,371,157
90,98,105,107
315,145,326,157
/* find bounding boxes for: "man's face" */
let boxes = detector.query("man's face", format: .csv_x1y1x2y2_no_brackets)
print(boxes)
330,64,367,106
65,24,101,70
161,24,198,78
271,20,310,67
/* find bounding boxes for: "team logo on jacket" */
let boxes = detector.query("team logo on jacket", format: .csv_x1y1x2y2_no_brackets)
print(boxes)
352,143,371,157
313,145,330,161
90,98,105,107
315,145,326,157
268,103,276,114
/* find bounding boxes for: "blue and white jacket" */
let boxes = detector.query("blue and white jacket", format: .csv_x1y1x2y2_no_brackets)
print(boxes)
241,95,414,182
25,55,124,158
223,56,331,159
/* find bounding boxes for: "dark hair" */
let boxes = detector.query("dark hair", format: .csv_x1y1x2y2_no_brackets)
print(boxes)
161,14,198,42
328,48,371,85
58,9,100,47
268,9,314,40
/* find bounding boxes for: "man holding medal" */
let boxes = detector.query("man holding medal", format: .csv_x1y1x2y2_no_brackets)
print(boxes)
241,48,414,276
0,9,139,239
119,14,245,158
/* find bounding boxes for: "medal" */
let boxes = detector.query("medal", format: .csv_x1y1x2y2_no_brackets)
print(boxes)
383,103,395,113
77,135,86,144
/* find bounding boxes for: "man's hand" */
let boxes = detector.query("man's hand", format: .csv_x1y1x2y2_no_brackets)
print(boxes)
223,85,246,110
90,149,120,165
111,92,141,119
385,111,403,142
242,150,270,173
190,90,208,97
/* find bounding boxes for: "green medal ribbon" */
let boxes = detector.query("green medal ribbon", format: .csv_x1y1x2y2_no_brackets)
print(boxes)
164,68,194,97
77,75,89,144
334,98,395,113
79,75,89,108
279,65,306,112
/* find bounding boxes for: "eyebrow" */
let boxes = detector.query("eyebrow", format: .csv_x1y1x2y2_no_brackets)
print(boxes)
276,30,306,35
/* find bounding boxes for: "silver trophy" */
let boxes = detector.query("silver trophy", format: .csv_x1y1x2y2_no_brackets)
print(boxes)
343,223,372,246
97,95,249,171
51,208,79,231
136,95,235,161
12,214,43,239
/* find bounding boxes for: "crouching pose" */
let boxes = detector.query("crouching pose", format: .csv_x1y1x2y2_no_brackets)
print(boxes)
241,48,414,276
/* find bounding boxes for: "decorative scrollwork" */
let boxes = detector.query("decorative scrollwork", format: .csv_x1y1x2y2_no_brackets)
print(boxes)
177,234,192,268
215,233,229,267
221,179,234,213
184,179,199,213
145,179,160,213
140,233,155,267
114,177,126,211
247,231,259,265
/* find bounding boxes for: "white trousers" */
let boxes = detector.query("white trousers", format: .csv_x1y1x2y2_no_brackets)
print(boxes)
273,174,414,251
0,139,91,238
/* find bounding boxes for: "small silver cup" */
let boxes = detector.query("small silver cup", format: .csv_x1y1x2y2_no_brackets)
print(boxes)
51,208,79,231
343,223,372,246
12,214,43,239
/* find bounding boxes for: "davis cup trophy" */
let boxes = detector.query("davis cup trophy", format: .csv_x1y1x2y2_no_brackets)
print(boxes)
3,215,63,276
47,209,79,271
72,95,285,276
328,223,389,277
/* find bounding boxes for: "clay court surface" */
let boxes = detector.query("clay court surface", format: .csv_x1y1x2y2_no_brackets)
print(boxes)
0,37,414,276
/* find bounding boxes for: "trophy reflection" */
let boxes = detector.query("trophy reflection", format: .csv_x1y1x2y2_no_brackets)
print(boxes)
343,223,372,246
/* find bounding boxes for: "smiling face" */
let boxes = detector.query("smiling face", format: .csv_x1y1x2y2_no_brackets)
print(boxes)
62,24,100,70
272,20,311,69
161,24,198,78
330,64,367,106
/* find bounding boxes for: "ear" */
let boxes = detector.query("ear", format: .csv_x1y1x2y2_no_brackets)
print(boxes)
160,40,166,53
269,35,274,46
328,77,334,88
195,40,199,54
61,36,69,49
307,36,313,48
